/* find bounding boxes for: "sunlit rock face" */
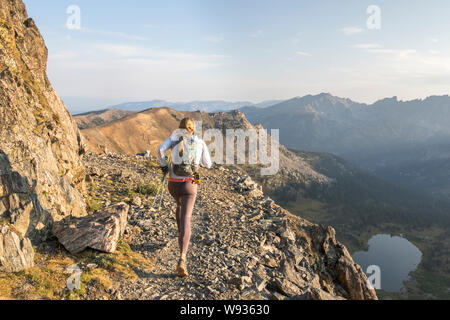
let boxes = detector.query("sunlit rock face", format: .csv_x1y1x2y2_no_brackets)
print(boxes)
0,0,87,245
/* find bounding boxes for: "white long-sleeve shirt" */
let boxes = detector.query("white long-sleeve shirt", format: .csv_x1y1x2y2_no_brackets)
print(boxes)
158,135,212,179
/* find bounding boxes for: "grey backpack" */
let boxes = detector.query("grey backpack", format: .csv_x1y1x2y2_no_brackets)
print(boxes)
172,137,197,176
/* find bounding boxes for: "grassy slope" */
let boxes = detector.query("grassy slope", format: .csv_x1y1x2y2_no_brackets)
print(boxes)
0,238,154,300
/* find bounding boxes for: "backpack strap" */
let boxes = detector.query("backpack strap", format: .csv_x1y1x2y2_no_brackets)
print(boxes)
170,136,184,149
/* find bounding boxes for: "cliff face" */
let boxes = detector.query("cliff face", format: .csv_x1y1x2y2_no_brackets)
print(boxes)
0,0,87,245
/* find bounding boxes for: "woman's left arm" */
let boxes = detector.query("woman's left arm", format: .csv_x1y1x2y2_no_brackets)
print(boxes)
158,137,173,167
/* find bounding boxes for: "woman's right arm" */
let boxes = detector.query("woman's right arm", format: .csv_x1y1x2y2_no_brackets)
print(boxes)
201,140,212,169
158,137,173,167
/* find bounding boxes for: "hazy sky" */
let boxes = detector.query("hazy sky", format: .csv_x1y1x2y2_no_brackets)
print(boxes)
24,0,450,112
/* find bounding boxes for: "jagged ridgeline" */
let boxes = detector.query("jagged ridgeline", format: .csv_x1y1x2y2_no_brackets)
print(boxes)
0,0,87,250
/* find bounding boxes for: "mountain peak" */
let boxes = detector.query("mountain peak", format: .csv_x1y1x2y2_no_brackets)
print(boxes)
373,96,399,105
289,93,357,105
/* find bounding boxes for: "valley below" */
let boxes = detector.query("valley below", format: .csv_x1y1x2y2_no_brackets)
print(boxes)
238,93,450,299
286,206,450,300
251,150,450,300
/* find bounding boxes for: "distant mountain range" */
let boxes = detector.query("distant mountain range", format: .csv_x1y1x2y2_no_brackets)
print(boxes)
241,93,450,200
76,99,284,115
76,106,449,227
74,93,450,200
242,93,450,154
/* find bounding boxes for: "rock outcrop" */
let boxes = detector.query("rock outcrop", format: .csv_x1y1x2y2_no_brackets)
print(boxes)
0,0,87,254
53,202,129,254
0,225,34,272
319,226,377,300
234,176,264,199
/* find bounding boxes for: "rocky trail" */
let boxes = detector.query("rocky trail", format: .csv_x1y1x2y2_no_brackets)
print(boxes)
81,153,376,300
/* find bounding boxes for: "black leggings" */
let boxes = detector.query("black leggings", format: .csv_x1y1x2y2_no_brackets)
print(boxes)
168,181,198,256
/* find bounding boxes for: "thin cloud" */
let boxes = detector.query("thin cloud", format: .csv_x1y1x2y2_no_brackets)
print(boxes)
296,51,312,57
367,49,417,59
431,38,439,43
49,51,78,60
95,44,142,58
94,44,229,64
348,44,450,84
341,27,364,35
353,44,416,59
352,43,382,49
51,43,230,71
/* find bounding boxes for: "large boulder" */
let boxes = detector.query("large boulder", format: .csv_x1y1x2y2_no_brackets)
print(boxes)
0,0,87,244
53,203,129,254
0,225,34,272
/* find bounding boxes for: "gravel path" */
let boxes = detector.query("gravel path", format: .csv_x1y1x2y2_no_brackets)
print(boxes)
83,153,377,301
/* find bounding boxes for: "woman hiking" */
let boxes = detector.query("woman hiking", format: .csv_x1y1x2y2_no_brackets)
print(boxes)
158,118,212,277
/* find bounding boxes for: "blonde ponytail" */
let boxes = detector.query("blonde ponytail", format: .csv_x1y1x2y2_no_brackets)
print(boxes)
178,118,195,157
